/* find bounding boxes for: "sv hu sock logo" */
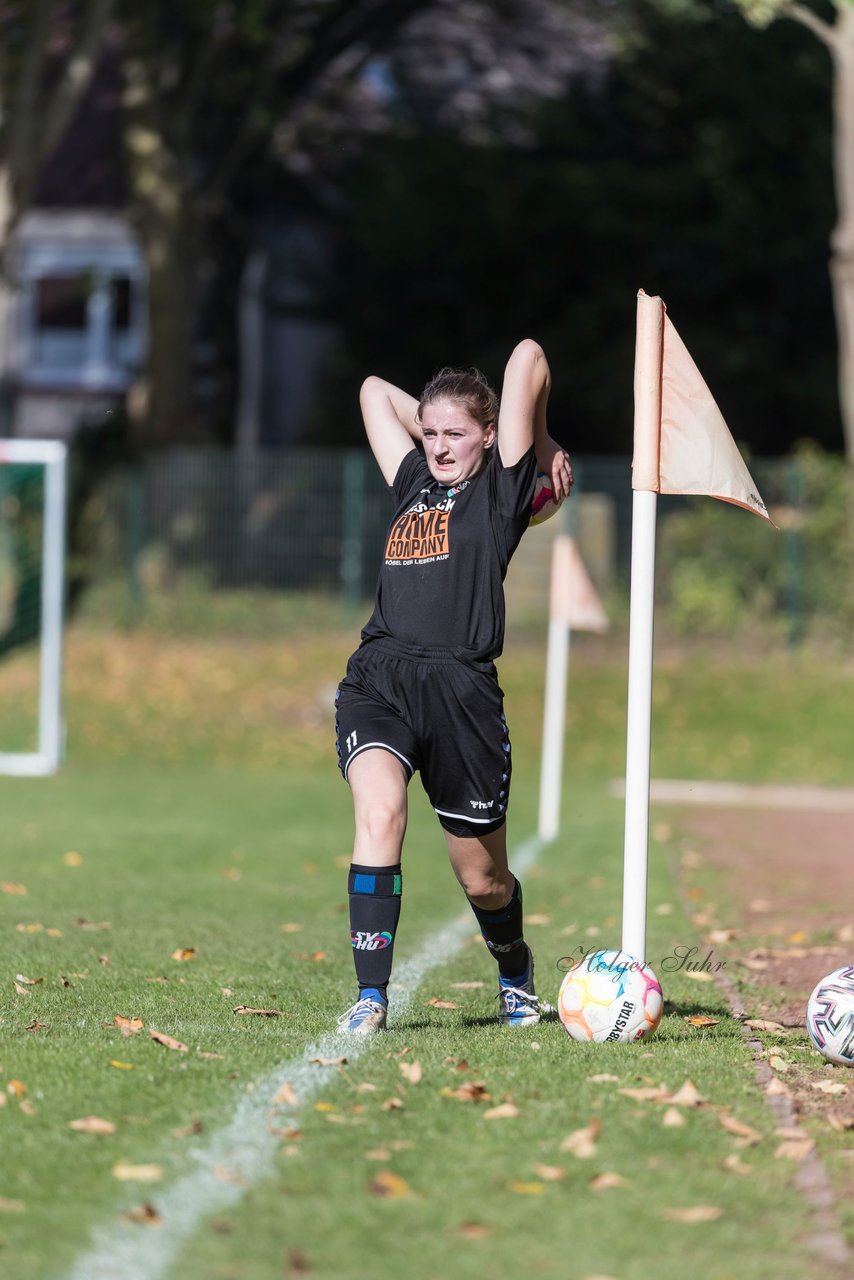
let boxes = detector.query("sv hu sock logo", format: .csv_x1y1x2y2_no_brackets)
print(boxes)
351,930,393,951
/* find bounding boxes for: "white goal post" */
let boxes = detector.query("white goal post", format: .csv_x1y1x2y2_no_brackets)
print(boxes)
0,439,67,776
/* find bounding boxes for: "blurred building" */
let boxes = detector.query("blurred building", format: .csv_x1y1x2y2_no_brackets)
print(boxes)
2,209,147,439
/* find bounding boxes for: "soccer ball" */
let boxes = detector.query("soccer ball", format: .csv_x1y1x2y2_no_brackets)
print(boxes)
558,949,664,1043
529,472,564,526
806,965,854,1067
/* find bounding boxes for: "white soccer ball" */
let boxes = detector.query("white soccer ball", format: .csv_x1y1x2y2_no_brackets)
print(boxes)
529,471,564,527
806,965,854,1067
558,949,664,1043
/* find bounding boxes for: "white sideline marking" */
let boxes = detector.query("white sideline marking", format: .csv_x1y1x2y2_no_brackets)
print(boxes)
609,778,854,812
60,835,544,1280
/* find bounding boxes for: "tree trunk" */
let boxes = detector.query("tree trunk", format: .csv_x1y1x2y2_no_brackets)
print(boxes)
122,63,198,449
829,9,854,463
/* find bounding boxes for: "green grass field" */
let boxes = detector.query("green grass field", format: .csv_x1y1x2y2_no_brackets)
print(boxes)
1,598,852,1280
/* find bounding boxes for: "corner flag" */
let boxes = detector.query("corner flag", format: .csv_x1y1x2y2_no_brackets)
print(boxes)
622,291,772,961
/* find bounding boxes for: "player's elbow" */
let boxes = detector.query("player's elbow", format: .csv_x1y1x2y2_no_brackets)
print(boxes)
360,375,385,405
510,338,545,366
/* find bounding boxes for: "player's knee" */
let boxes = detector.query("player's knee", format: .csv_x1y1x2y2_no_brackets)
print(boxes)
356,799,406,849
459,869,511,908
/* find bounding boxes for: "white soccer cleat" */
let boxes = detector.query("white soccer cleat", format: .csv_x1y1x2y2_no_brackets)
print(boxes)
336,996,388,1034
498,947,550,1027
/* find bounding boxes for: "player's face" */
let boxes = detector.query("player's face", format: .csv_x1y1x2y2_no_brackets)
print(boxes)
420,399,495,486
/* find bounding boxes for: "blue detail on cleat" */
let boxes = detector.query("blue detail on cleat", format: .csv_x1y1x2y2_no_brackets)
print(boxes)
336,993,388,1034
498,946,549,1027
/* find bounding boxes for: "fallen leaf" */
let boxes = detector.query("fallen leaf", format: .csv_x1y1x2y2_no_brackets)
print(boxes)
744,1019,788,1033
717,1113,761,1144
146,976,169,984
589,1073,620,1084
483,1102,519,1120
115,1015,144,1036
399,1061,422,1085
668,1079,705,1108
367,1170,411,1198
449,981,485,990
766,1078,790,1098
14,974,43,986
684,1016,719,1029
149,1029,189,1053
172,1120,203,1138
63,851,84,867
428,998,461,1009
382,1096,405,1111
273,1082,299,1107
171,948,196,962
508,1180,545,1195
721,1153,752,1176
810,1080,847,1096
441,1081,490,1103
16,922,44,933
775,1137,815,1160
112,1161,163,1183
122,1202,162,1227
768,1055,790,1073
69,1116,116,1135
531,1163,566,1181
662,1107,685,1128
286,1246,313,1274
706,929,737,943
663,1205,723,1223
309,1056,348,1067
232,1005,282,1017
280,923,303,933
525,914,552,926
364,1147,391,1161
827,1110,854,1132
109,1060,134,1070
197,1051,225,1060
681,970,713,983
19,1099,36,1116
13,982,31,997
589,1172,629,1192
25,1019,47,1032
7,1080,27,1098
0,1197,26,1213
1,883,27,895
560,1119,601,1159
456,1221,491,1238
74,918,111,931
617,1085,669,1103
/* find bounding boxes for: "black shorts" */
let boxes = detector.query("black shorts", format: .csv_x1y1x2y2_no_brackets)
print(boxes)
335,637,512,839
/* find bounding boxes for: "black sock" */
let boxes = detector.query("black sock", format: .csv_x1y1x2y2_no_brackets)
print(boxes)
467,877,528,979
348,863,402,999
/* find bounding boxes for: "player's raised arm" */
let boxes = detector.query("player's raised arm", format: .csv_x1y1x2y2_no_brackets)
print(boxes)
498,340,573,500
359,377,422,487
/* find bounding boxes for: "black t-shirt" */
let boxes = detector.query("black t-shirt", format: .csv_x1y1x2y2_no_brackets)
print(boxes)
360,444,537,661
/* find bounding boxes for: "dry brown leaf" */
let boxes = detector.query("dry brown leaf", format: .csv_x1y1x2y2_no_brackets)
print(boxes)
442,1081,490,1103
508,1181,545,1195
286,1246,312,1273
382,1096,405,1111
765,1077,790,1098
662,1205,722,1223
668,1079,705,1108
74,918,111,931
617,1085,669,1103
810,1080,847,1095
449,982,485,990
443,1057,470,1072
827,1109,854,1132
681,970,713,983
273,1082,299,1107
367,1170,411,1198
232,1005,282,1017
531,1163,566,1182
684,1016,719,1028
1,883,27,895
19,1099,36,1116
364,1147,391,1161
109,1060,134,1070
309,1056,348,1067
7,1079,27,1098
662,1107,685,1128
589,1073,620,1084
483,1102,519,1120
775,1137,815,1160
171,947,196,962
744,1018,788,1033
122,1202,162,1227
428,998,461,1009
149,1029,189,1053
69,1115,116,1135
560,1119,601,1159
717,1113,761,1144
171,1120,203,1138
197,1051,225,1060
16,922,44,933
280,922,303,933
25,1020,47,1032
399,1061,423,1085
456,1221,491,1238
0,1197,26,1213
525,914,552,926
13,982,31,997
14,974,43,985
115,1015,144,1037
721,1153,752,1176
589,1172,629,1192
63,851,84,867
112,1161,163,1183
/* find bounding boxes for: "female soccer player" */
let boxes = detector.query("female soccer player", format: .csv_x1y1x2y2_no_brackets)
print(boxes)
335,339,572,1033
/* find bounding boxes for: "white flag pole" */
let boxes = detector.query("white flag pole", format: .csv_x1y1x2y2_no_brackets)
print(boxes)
621,292,664,962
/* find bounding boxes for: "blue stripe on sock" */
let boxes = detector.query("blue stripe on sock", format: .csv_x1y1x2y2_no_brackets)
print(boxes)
352,873,377,895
